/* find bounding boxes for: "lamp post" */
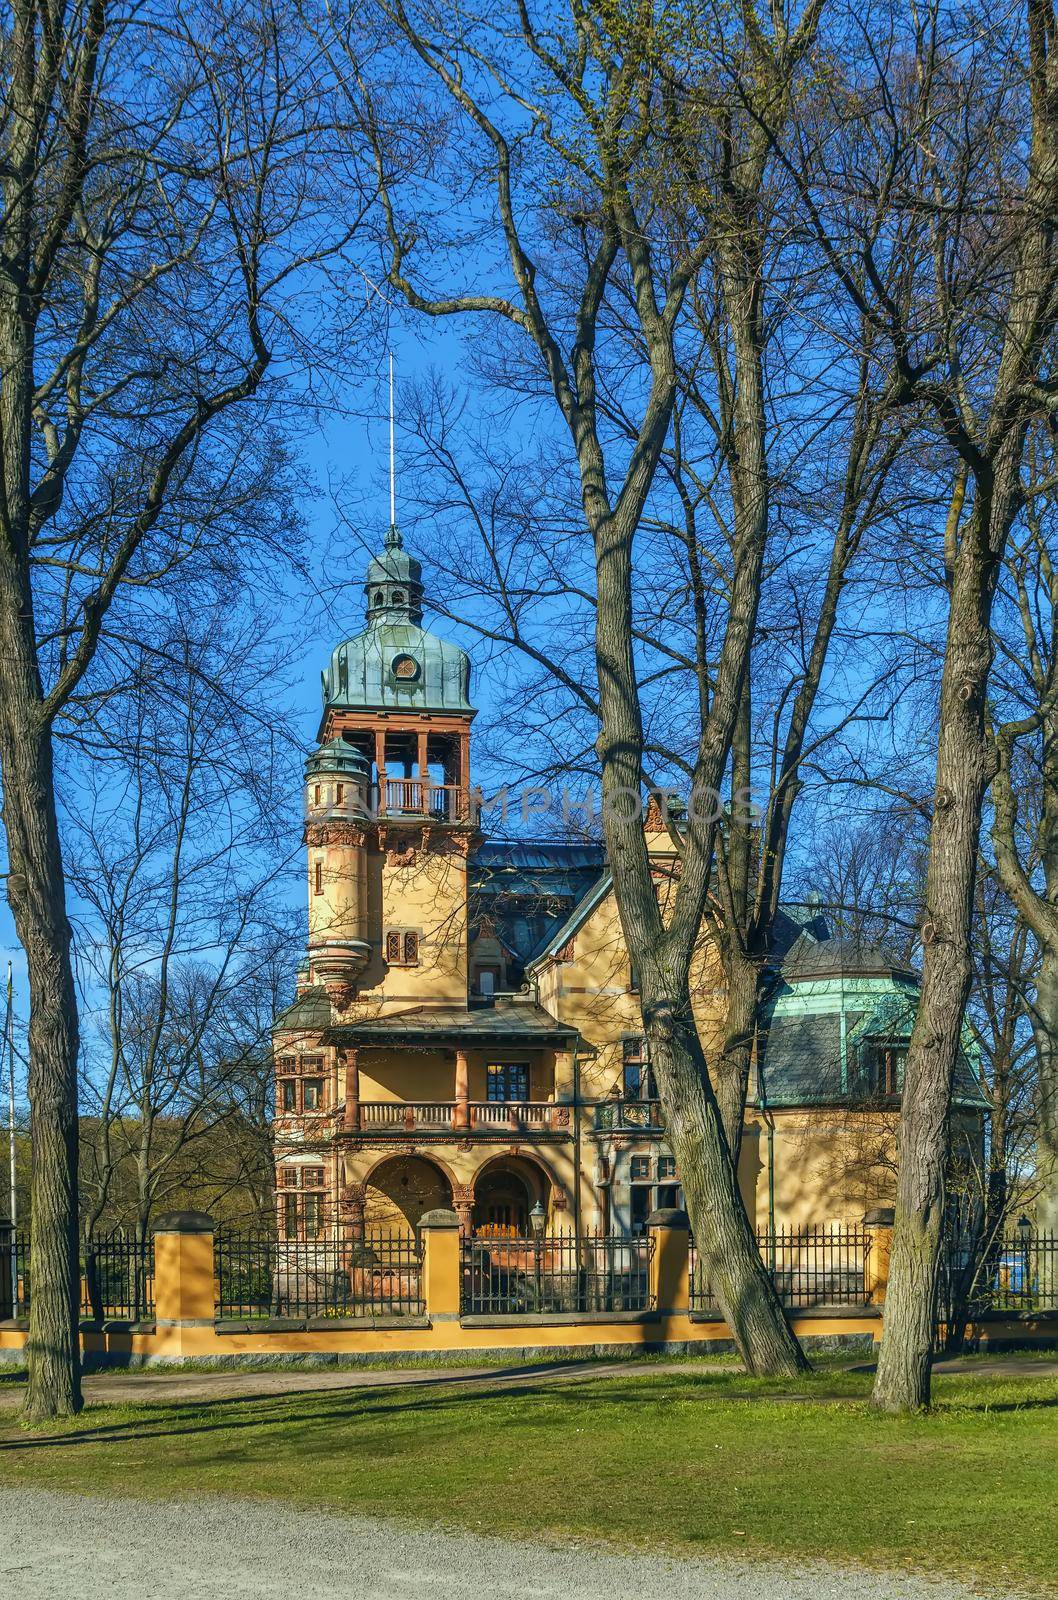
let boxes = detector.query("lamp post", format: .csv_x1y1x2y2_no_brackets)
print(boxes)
530,1200,545,1312
1016,1214,1033,1304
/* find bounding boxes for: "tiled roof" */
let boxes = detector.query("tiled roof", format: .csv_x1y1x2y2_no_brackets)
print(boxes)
331,998,577,1043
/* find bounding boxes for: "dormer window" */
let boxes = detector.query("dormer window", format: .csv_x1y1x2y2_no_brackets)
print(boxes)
867,1042,907,1097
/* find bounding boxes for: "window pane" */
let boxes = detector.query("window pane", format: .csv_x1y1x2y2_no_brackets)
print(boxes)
487,1063,529,1101
283,1193,299,1239
622,1061,642,1099
303,1195,324,1238
630,1186,652,1233
658,1155,677,1180
303,1080,322,1110
282,1081,297,1112
630,1154,651,1181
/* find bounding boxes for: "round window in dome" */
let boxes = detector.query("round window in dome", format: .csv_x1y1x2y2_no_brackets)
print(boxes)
391,653,421,682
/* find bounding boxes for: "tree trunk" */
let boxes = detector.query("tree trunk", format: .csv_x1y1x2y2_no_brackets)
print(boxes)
641,967,808,1374
871,494,1003,1415
714,949,760,1168
0,669,83,1419
1033,950,1058,1232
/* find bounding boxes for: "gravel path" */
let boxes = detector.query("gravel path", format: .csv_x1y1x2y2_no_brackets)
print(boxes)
0,1487,1016,1600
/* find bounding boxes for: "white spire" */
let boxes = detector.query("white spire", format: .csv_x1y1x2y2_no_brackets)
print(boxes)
389,350,396,529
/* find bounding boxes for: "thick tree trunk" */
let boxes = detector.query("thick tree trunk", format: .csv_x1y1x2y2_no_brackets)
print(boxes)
0,672,83,1419
714,950,759,1167
1033,951,1058,1232
872,498,1002,1415
641,967,808,1374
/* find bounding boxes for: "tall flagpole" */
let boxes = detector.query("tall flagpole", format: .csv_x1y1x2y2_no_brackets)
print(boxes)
389,351,396,529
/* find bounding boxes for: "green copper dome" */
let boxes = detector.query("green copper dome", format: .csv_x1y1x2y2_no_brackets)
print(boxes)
322,526,474,716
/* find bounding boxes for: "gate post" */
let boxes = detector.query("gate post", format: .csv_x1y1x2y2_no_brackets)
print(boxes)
647,1208,690,1313
863,1207,895,1304
420,1208,461,1322
152,1212,216,1347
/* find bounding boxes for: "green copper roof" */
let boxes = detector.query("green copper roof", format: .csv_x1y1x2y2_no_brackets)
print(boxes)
322,526,474,716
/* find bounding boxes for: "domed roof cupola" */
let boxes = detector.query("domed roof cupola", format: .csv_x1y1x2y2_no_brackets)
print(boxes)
321,526,474,717
364,525,424,624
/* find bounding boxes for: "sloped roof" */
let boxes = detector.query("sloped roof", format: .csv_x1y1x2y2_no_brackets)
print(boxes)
469,840,607,967
780,930,917,981
331,998,577,1044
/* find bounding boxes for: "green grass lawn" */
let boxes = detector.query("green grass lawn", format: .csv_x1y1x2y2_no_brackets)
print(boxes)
0,1361,1054,1593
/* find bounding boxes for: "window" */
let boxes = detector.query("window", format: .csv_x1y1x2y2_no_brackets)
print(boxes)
303,1194,324,1239
630,1186,652,1234
336,782,344,805
278,1166,298,1187
385,928,420,965
314,860,323,895
630,1154,651,1182
302,1167,325,1188
622,1037,656,1100
475,968,497,998
487,1062,530,1102
658,1155,677,1181
283,1192,298,1240
868,1043,907,1097
281,1080,297,1112
303,1079,323,1111
313,783,321,807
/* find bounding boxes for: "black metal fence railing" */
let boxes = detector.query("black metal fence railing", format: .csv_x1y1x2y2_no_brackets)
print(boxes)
940,1229,1058,1322
215,1231,424,1321
689,1226,873,1313
0,1229,29,1319
81,1232,155,1321
461,1232,654,1315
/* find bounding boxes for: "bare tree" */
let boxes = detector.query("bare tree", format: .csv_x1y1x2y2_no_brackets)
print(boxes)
70,610,299,1243
321,0,853,1374
768,0,1058,1411
0,0,369,1416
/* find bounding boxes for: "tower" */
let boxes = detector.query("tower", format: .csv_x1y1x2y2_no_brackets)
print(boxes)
304,524,477,1008
304,737,372,1008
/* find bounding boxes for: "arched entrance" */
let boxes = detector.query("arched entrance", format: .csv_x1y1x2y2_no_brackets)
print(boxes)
364,1155,452,1235
471,1154,553,1237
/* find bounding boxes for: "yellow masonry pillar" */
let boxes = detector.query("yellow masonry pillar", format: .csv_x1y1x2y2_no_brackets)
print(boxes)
420,1208,461,1322
647,1207,690,1314
152,1212,216,1351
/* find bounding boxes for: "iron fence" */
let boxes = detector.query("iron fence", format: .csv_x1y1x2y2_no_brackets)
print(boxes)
940,1229,1058,1321
689,1226,873,1313
0,1228,29,1319
462,1232,654,1315
81,1232,155,1321
215,1230,424,1320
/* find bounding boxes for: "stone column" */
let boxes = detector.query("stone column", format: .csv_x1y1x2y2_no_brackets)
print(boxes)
454,1047,471,1130
152,1212,216,1348
647,1207,690,1314
417,730,429,810
863,1206,895,1304
343,1047,361,1133
340,1182,367,1244
374,728,387,812
420,1208,462,1322
452,1183,474,1238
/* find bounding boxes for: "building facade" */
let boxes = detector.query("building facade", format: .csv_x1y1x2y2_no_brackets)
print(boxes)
273,526,985,1241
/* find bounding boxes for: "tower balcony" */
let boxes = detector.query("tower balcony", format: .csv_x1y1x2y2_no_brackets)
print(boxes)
380,779,474,823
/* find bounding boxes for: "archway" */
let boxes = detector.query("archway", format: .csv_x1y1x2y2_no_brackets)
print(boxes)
364,1154,452,1236
471,1154,553,1237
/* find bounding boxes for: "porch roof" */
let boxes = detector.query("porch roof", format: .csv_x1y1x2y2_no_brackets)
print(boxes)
330,997,577,1047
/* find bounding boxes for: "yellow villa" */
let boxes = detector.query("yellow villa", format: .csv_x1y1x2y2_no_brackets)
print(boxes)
272,525,985,1243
